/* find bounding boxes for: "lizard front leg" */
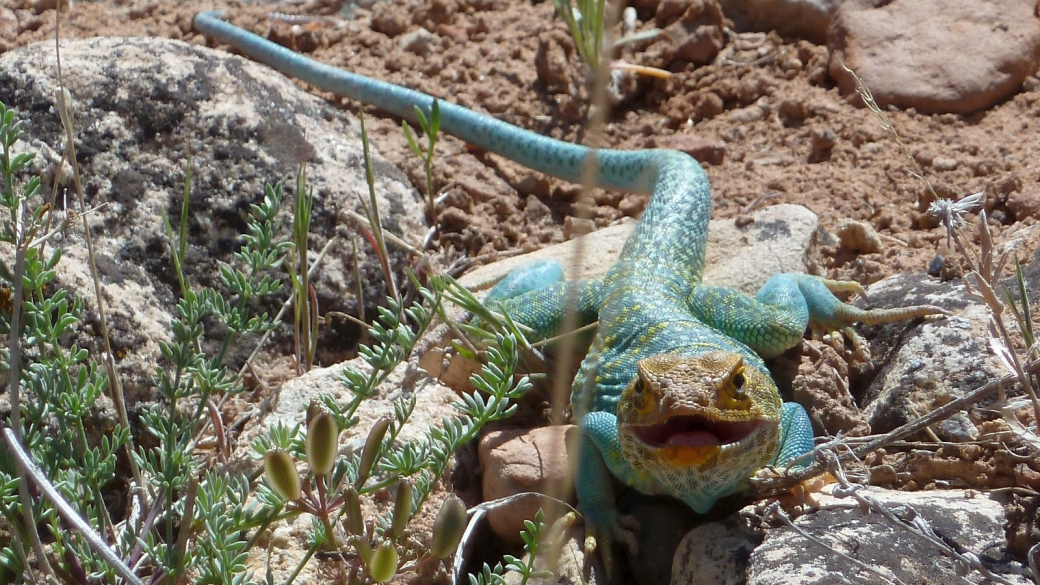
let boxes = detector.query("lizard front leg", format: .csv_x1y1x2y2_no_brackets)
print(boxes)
576,411,649,575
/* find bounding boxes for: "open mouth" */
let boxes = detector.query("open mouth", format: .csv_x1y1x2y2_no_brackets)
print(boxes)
631,414,762,448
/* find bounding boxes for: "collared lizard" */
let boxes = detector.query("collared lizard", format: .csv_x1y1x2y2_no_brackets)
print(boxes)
195,10,945,570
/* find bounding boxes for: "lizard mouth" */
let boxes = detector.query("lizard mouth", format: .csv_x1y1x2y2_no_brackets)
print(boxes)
631,414,763,448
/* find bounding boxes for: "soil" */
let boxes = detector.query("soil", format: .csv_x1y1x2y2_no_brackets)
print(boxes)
5,0,1040,275
3,0,1040,579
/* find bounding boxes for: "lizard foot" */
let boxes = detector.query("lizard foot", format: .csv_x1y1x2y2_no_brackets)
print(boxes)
811,278,947,362
752,467,835,510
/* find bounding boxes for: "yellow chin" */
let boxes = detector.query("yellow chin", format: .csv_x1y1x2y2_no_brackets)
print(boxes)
659,444,720,467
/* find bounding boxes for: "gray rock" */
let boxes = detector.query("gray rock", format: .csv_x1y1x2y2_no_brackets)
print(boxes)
747,487,1031,584
702,204,818,295
828,0,1040,114
670,515,758,585
502,523,589,585
719,0,843,43
255,358,459,447
857,273,1004,441
0,37,425,397
399,27,440,57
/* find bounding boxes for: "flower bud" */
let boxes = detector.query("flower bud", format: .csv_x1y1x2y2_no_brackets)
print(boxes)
306,410,339,476
264,449,301,501
356,415,392,488
368,543,399,583
431,495,467,559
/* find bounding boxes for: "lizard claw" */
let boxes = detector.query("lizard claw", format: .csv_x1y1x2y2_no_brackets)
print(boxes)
816,325,871,362
582,514,640,577
615,514,641,558
819,278,867,297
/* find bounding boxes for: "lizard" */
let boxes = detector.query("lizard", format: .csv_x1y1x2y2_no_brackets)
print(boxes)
195,10,945,572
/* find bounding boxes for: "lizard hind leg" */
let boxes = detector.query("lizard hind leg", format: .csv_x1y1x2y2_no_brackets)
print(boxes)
687,274,946,361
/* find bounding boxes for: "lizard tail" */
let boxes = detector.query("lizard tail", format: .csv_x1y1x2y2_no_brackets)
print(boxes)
195,11,711,271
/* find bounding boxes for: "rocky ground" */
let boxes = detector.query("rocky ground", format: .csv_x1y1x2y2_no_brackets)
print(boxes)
1,0,1039,583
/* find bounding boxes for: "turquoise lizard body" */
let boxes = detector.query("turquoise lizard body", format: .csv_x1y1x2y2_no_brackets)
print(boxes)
195,10,944,568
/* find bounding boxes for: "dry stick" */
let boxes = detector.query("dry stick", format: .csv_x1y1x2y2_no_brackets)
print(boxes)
821,453,1018,585
52,2,147,505
1,427,145,585
972,270,1040,429
766,501,907,585
4,245,55,581
752,358,1040,499
344,209,422,256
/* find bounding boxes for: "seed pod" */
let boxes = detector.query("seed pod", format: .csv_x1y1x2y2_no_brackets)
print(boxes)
388,478,412,541
264,449,301,501
368,543,399,583
430,494,467,559
356,415,392,488
352,537,373,565
306,410,339,476
343,486,364,536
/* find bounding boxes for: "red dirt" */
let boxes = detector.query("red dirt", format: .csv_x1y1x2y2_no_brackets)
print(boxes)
4,0,1038,278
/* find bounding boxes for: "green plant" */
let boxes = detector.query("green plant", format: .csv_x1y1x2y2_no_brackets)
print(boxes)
468,510,554,585
136,178,291,581
254,271,536,582
0,98,149,583
288,163,318,372
403,100,442,229
0,97,303,582
0,90,554,584
550,0,664,75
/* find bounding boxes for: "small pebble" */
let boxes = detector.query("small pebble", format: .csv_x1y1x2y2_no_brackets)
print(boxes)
837,219,882,254
927,255,945,277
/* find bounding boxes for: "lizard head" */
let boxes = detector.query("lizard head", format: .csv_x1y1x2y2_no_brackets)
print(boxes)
616,351,782,478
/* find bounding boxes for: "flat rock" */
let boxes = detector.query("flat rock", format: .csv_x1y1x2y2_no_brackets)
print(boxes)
0,37,425,397
828,0,1040,114
458,203,818,296
254,359,460,447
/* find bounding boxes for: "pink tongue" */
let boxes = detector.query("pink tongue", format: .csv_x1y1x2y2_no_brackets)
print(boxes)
665,431,720,447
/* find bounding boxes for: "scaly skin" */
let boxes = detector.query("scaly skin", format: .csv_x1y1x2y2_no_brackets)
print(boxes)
195,11,946,570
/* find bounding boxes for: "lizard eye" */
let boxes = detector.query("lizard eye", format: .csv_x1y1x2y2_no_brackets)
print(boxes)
633,378,646,396
731,371,747,399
